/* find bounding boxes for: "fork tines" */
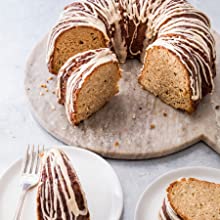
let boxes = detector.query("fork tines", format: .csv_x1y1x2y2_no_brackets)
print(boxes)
22,145,45,175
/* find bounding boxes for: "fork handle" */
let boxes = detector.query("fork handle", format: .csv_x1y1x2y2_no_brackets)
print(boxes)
13,184,29,220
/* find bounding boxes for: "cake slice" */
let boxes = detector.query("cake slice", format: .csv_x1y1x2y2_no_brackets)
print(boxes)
57,48,121,125
36,149,90,220
159,178,220,220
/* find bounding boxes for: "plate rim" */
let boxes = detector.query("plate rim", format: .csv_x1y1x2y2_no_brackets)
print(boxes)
0,145,124,220
134,166,220,220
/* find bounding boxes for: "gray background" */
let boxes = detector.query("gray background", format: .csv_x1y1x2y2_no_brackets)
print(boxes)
0,0,220,219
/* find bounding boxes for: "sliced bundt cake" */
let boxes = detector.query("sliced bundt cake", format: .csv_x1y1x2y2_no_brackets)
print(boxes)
47,0,216,114
36,148,90,220
57,48,121,125
160,178,220,220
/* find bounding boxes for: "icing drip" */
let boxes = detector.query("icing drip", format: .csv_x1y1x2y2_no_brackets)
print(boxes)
89,0,127,63
38,149,89,220
119,0,149,59
57,48,118,125
47,0,216,102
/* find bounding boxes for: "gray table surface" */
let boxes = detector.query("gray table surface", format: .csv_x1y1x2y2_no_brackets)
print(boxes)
0,0,220,219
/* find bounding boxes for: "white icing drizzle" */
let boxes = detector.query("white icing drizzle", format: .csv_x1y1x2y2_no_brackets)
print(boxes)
38,149,89,220
57,48,118,125
47,0,216,102
119,0,149,58
90,0,127,63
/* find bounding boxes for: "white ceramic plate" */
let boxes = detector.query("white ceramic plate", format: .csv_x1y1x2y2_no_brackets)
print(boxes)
135,166,220,220
0,146,123,220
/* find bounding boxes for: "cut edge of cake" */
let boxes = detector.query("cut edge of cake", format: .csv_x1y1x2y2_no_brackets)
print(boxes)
47,25,110,75
139,46,197,113
69,61,121,125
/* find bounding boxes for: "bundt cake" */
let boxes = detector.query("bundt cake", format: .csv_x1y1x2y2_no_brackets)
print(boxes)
57,48,121,125
159,178,220,220
36,149,90,220
47,0,216,116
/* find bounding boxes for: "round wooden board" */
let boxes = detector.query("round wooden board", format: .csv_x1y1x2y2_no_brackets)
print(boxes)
25,32,220,160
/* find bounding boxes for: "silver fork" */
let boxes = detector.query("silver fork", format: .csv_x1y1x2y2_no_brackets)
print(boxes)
13,144,44,220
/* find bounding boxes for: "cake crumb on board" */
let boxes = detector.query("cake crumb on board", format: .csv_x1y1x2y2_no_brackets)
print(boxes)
163,112,168,117
150,124,155,129
114,141,120,147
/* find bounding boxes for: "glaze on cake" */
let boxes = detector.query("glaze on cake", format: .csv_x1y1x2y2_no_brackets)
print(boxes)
36,149,90,220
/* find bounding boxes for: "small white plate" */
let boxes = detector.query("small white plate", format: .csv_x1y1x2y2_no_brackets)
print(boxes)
135,166,220,220
0,146,123,220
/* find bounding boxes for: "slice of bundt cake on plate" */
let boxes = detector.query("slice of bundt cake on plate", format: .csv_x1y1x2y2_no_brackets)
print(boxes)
57,48,121,125
36,148,90,220
159,178,220,220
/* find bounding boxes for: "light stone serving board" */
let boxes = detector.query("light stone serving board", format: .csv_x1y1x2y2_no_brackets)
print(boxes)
25,32,220,160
